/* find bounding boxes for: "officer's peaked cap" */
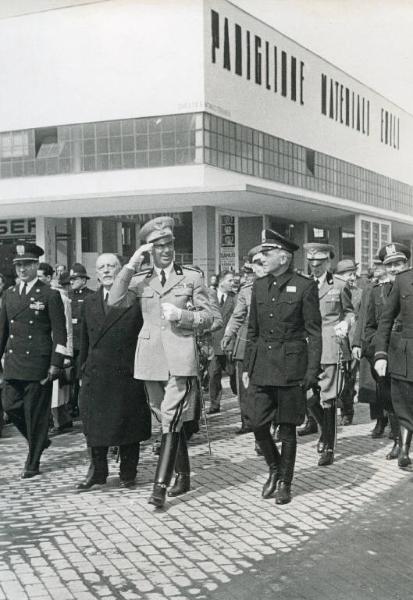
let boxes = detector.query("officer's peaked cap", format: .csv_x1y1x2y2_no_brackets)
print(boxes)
335,259,358,274
138,216,175,244
247,244,263,261
261,229,299,253
69,263,90,279
378,242,410,265
303,242,335,260
12,242,44,263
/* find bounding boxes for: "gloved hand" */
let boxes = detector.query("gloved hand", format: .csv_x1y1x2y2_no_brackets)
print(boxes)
127,243,153,272
221,336,232,352
161,302,182,322
242,372,250,389
375,359,387,377
301,373,319,391
352,346,361,360
334,320,349,339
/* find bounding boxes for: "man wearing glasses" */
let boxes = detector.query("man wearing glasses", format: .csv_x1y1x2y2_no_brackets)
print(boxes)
109,216,213,508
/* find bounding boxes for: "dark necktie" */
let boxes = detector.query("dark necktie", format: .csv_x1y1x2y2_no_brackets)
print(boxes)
20,282,27,296
219,294,225,307
314,278,320,287
160,270,166,287
103,291,109,314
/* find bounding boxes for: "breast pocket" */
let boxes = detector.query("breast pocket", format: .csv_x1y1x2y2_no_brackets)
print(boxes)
173,287,193,308
136,288,154,310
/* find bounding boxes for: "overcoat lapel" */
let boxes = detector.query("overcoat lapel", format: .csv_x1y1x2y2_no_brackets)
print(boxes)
91,288,130,347
9,280,45,320
318,278,332,300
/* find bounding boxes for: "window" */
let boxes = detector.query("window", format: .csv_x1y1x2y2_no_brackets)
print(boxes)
35,127,61,157
0,131,30,158
305,148,315,176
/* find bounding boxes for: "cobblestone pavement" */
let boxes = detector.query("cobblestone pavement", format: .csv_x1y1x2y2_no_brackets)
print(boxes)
1,385,412,600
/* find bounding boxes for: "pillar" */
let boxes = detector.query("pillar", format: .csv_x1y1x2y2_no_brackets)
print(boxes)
192,206,216,281
36,217,56,265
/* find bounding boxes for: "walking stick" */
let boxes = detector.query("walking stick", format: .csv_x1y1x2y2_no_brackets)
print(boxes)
335,345,346,451
194,338,212,456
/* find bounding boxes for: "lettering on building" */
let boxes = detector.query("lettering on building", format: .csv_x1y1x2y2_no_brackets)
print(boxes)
321,74,370,137
381,109,400,149
211,9,305,105
0,218,36,237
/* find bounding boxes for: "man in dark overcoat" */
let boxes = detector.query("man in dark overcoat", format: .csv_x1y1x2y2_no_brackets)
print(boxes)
68,263,94,418
207,271,238,414
243,230,322,505
0,243,67,478
77,253,151,490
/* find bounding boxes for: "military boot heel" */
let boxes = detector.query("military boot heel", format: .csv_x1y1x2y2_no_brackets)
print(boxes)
398,428,412,469
255,434,281,499
149,433,180,508
168,431,190,497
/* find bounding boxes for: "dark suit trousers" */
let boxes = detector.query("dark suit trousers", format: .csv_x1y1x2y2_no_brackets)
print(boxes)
3,380,52,472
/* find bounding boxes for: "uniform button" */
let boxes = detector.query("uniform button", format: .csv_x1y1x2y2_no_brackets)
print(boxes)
161,326,166,330
9,349,13,353
268,345,272,349
10,334,13,339
272,298,275,302
28,335,32,339
26,351,30,355
270,329,274,333
29,320,34,324
10,320,14,324
269,313,274,318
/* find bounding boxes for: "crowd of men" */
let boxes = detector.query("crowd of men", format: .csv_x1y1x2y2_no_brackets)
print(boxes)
0,216,412,508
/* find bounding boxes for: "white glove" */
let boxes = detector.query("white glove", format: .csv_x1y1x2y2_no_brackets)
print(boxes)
352,346,361,360
127,243,153,271
161,302,182,322
242,372,249,389
375,359,387,377
334,320,348,339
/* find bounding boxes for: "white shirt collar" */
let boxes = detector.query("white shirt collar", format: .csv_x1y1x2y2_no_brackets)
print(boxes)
19,278,38,294
315,272,327,288
154,262,174,280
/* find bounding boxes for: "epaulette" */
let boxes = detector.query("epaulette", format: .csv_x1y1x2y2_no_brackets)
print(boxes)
182,265,202,273
294,269,311,280
240,281,253,288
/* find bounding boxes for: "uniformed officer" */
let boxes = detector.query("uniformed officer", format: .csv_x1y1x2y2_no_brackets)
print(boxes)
303,243,354,466
0,243,67,478
109,216,213,507
374,243,413,467
68,263,94,417
242,230,322,505
221,245,264,434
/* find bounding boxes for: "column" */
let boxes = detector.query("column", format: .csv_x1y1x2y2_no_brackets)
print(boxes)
192,206,216,281
36,217,56,265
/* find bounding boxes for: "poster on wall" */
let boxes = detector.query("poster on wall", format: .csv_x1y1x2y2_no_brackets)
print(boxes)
219,215,237,271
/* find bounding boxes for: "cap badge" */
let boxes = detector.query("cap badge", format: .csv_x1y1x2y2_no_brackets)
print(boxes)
16,245,25,255
386,244,396,256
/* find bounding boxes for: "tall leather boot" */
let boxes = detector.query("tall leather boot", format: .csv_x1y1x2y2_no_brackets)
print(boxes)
371,416,388,438
77,447,108,490
275,435,296,505
308,401,326,453
318,406,335,466
398,427,412,468
168,431,190,497
297,414,318,436
386,414,400,460
256,432,281,499
148,433,180,508
119,443,140,487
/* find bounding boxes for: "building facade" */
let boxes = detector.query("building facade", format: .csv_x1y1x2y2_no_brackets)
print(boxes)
0,0,412,285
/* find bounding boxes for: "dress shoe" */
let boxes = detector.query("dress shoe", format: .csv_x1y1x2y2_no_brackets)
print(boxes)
386,443,400,461
43,438,52,451
207,407,220,415
148,483,167,507
21,469,40,479
341,415,353,426
167,474,190,497
318,449,334,466
119,478,136,489
297,418,318,436
50,422,73,436
76,474,107,490
262,466,278,499
275,481,292,505
235,426,252,435
371,418,387,438
152,439,161,455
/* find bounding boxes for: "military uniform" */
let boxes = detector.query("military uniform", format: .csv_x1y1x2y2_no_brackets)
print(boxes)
243,229,322,505
109,215,213,507
0,244,66,477
68,264,94,417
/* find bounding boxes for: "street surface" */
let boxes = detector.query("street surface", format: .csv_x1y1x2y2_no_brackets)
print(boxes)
1,384,412,600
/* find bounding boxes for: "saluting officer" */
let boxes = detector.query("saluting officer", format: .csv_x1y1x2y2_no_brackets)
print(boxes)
243,230,322,505
0,243,67,478
109,216,213,508
68,263,94,418
303,243,354,467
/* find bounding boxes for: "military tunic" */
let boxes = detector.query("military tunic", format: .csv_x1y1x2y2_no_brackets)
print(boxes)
243,269,322,428
374,269,413,430
109,263,213,432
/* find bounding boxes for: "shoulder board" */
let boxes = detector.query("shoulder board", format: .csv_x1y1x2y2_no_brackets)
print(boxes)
396,267,413,277
132,268,153,279
182,265,201,273
294,270,312,280
241,282,253,288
